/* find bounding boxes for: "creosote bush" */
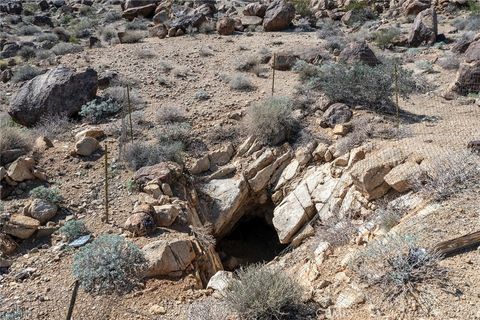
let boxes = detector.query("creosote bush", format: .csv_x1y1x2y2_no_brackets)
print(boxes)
29,186,63,204
155,105,186,123
245,96,294,145
373,27,401,49
352,233,448,315
79,98,122,123
72,235,147,294
33,113,73,140
294,60,422,112
58,220,89,241
224,263,302,320
51,42,83,56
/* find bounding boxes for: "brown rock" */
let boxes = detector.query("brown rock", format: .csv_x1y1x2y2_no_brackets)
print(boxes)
4,214,40,239
217,17,236,35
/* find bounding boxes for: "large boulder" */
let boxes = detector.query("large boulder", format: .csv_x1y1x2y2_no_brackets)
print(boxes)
273,46,330,71
124,211,156,236
75,136,100,156
123,3,157,20
407,8,437,47
451,61,480,95
143,238,196,277
6,157,35,182
384,161,424,193
339,42,380,66
464,40,480,63
243,3,267,17
4,214,40,239
23,199,58,224
8,66,98,127
349,148,407,199
401,0,431,16
199,177,249,237
133,162,183,188
263,0,295,31
217,17,236,35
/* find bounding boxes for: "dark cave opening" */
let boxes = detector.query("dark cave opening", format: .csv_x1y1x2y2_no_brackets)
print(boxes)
216,204,287,271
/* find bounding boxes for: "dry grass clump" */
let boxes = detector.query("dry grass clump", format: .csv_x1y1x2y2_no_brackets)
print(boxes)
413,151,479,201
11,65,43,83
229,73,255,91
234,55,260,72
33,113,73,140
0,115,33,154
351,233,448,316
155,105,186,124
245,96,295,146
224,263,302,320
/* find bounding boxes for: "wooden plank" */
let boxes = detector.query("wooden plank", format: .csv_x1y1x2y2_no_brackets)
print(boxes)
433,231,480,258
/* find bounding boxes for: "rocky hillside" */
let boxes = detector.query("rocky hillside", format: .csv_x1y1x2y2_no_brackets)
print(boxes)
0,0,479,319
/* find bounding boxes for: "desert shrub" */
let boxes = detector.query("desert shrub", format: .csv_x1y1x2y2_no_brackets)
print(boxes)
104,11,122,23
199,20,216,34
155,105,186,123
17,24,41,36
0,308,23,320
315,218,357,247
17,46,36,61
195,89,210,100
172,66,189,78
229,73,255,91
413,151,479,201
323,36,347,52
373,27,401,49
224,263,302,320
294,60,421,112
0,115,32,153
100,26,118,43
30,186,63,204
35,32,59,44
156,122,191,142
35,49,53,60
72,234,147,294
123,138,185,169
351,233,447,315
158,60,174,73
344,0,368,11
452,14,480,31
136,49,156,59
199,46,214,57
437,55,460,70
245,96,294,145
316,19,342,39
51,42,83,56
415,60,434,73
291,0,312,16
33,113,73,140
11,65,43,83
79,98,122,123
467,0,480,14
120,31,146,43
235,55,260,72
104,86,143,107
125,19,148,30
58,220,89,241
71,17,97,38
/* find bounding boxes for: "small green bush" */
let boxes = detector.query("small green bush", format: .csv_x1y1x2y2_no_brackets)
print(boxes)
59,220,89,241
344,0,368,11
104,11,122,23
245,96,294,145
0,308,23,320
291,0,312,17
79,98,122,123
17,46,36,61
51,42,83,56
100,26,118,43
71,17,97,38
195,89,210,100
467,0,480,14
294,60,422,112
11,65,43,83
224,263,302,320
72,235,147,294
29,186,63,204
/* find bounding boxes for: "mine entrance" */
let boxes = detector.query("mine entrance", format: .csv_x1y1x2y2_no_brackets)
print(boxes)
216,203,287,271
